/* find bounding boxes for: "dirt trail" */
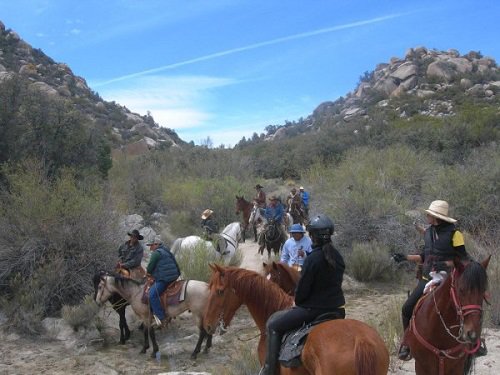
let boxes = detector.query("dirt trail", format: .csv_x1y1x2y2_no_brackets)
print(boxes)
1,240,498,374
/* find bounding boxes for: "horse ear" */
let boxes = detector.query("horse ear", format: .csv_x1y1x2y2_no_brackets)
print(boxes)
272,261,279,270
481,255,492,269
209,263,217,272
263,262,268,268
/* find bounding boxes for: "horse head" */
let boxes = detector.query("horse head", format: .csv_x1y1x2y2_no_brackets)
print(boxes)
204,264,243,335
95,275,116,306
452,256,490,347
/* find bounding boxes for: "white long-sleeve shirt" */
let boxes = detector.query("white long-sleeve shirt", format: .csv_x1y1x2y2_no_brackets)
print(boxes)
280,235,312,267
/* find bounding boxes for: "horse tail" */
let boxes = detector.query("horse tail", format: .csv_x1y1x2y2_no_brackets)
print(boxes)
354,340,379,375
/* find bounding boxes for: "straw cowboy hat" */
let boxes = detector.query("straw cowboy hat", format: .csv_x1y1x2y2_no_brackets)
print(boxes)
268,195,279,201
425,200,457,223
255,184,264,189
201,209,213,220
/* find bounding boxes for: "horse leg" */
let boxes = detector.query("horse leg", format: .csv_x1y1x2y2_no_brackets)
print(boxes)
205,333,213,353
149,327,159,359
191,327,207,359
253,224,258,242
140,325,150,354
117,306,130,344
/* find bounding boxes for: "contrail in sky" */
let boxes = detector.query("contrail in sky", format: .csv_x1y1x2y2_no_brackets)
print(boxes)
94,13,405,87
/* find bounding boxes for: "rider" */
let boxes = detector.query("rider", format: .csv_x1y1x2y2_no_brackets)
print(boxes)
392,200,473,360
117,229,145,280
280,223,312,270
254,184,267,208
299,186,310,219
200,209,219,241
146,235,181,328
259,195,287,248
259,214,345,375
287,187,304,219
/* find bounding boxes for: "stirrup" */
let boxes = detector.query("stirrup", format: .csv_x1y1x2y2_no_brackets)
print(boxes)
152,315,162,328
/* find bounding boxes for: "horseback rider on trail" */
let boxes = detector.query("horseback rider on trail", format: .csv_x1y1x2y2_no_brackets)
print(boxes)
254,184,266,208
392,200,486,360
258,195,287,248
200,209,219,241
258,214,346,375
117,229,145,280
146,235,181,328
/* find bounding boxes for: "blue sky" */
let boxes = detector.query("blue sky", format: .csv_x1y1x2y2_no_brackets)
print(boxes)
1,1,499,147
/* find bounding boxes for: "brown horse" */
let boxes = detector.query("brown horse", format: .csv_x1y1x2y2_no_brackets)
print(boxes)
406,256,490,375
262,261,300,296
204,264,389,375
235,195,253,242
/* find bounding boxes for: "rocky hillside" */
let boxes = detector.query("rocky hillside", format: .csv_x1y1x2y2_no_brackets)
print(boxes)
264,47,500,141
0,21,185,155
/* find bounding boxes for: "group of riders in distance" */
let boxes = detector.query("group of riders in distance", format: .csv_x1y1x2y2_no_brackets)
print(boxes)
95,190,490,375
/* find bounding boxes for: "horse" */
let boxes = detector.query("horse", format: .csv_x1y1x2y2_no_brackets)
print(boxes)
405,256,490,375
204,264,390,375
92,271,131,344
95,274,212,360
235,195,253,242
250,204,293,235
262,261,300,296
258,218,287,258
171,222,242,263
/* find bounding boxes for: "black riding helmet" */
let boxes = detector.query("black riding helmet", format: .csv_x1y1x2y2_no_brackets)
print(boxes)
307,214,334,244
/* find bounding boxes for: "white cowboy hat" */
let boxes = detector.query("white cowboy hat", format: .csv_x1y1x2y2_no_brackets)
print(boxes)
201,209,213,220
425,200,457,223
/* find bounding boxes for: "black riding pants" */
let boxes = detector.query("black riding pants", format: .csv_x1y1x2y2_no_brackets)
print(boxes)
267,306,345,334
401,279,426,329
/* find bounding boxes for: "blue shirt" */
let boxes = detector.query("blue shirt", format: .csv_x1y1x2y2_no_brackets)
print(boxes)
281,235,313,266
300,191,310,207
264,203,284,224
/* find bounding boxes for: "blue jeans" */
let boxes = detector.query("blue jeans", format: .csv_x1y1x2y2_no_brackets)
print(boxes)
149,280,169,320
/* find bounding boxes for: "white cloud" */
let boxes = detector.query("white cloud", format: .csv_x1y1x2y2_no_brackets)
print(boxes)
70,28,81,35
95,74,237,130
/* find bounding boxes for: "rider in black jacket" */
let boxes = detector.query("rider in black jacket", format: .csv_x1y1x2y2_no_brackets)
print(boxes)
258,214,345,375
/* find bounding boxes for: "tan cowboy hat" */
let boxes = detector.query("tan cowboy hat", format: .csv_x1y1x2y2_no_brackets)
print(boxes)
299,186,304,190
201,209,213,219
268,195,278,201
424,200,457,223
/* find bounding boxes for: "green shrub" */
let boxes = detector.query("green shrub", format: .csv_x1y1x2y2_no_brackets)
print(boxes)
0,162,119,327
348,241,396,282
62,295,99,331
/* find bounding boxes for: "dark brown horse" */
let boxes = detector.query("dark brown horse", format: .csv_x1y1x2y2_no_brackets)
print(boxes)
235,195,253,242
262,261,300,296
406,256,490,375
204,265,390,375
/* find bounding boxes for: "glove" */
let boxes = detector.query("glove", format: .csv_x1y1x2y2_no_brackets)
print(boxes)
391,253,406,263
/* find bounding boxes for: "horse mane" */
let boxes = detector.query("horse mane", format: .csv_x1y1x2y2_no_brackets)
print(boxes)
111,273,145,287
218,267,293,315
275,262,300,284
458,260,488,294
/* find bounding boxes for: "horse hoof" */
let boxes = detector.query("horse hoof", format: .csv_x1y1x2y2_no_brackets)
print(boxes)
150,352,157,359
119,340,126,345
140,348,147,354
190,353,198,360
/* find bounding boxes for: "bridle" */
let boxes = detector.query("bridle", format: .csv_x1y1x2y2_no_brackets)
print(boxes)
410,268,483,374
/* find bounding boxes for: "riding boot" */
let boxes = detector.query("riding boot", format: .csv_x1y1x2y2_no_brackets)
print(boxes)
398,315,411,361
258,330,281,375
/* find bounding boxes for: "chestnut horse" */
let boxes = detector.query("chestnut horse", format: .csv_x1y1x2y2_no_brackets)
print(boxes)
263,261,300,296
204,265,389,375
235,195,253,242
406,256,490,375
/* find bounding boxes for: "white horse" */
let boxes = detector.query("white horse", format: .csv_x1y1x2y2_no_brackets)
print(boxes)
171,222,242,263
95,275,211,359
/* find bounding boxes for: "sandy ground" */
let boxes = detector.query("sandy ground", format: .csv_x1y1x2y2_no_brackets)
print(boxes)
0,240,498,374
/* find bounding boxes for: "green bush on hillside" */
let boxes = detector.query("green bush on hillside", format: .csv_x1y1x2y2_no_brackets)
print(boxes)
0,161,119,330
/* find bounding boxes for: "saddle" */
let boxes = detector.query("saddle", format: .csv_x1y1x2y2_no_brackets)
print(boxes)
279,311,344,368
141,279,188,308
